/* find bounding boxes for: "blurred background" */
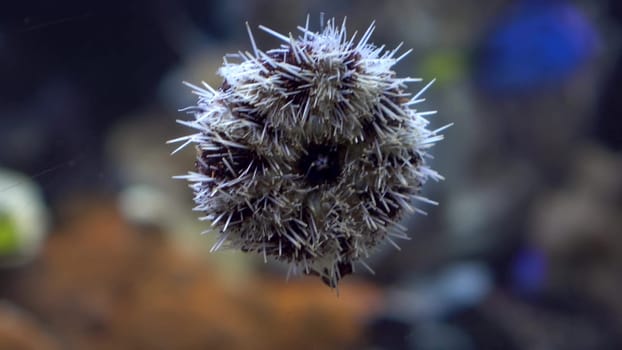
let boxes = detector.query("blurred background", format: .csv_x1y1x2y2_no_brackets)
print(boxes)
0,0,620,349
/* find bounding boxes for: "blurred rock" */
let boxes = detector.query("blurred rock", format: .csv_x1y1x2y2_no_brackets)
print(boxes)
0,302,60,350
480,293,620,350
8,199,380,350
529,144,621,258
528,144,622,331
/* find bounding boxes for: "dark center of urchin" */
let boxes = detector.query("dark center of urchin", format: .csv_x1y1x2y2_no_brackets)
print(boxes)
298,143,342,186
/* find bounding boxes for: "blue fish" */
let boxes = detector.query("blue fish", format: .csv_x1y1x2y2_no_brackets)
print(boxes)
511,246,547,296
474,0,599,93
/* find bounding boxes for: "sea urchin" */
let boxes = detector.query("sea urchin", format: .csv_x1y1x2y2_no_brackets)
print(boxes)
170,17,448,287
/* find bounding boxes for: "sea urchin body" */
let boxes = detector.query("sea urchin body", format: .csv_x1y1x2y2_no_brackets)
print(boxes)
171,18,448,287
